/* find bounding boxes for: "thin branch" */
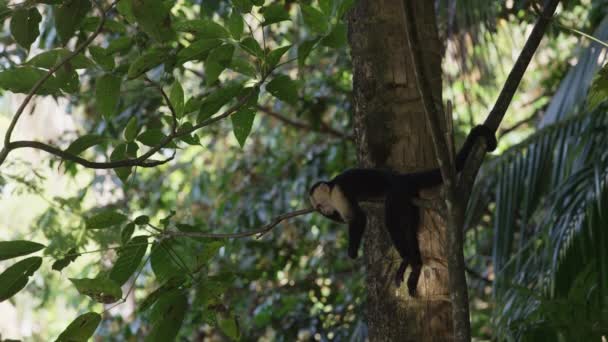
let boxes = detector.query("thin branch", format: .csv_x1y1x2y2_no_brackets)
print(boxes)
461,0,560,196
165,208,314,239
146,77,178,134
7,140,173,168
497,112,538,138
257,105,353,140
0,0,110,166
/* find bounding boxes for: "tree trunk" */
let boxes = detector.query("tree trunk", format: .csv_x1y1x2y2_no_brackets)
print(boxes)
348,1,454,341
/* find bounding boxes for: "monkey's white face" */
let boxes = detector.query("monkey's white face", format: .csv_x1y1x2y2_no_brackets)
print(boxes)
310,184,336,215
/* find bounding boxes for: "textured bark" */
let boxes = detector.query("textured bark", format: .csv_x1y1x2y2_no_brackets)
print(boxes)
348,1,454,341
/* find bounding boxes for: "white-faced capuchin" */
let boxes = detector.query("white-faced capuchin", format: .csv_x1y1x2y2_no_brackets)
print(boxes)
309,125,496,297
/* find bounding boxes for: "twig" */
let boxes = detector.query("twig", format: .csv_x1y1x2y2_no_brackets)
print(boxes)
146,77,178,134
257,105,353,140
165,208,314,239
0,0,110,166
497,112,538,138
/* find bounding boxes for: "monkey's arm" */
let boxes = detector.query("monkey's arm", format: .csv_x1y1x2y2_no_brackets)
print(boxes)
347,202,366,259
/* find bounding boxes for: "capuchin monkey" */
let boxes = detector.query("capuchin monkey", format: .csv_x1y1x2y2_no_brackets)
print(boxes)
309,125,496,296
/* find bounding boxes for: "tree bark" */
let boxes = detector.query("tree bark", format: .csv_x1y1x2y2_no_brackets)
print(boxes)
348,1,453,341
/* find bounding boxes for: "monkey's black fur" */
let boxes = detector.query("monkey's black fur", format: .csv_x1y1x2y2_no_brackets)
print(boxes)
309,125,496,296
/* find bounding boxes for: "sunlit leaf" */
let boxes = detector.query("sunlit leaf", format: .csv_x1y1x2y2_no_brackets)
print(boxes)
173,19,229,38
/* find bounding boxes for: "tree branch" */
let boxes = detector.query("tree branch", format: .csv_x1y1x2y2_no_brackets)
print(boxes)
164,207,315,239
0,0,110,166
257,105,353,140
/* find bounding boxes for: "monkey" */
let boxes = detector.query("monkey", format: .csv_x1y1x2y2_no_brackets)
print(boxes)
309,125,496,296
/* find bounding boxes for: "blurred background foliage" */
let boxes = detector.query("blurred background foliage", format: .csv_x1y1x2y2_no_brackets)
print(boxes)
0,0,607,340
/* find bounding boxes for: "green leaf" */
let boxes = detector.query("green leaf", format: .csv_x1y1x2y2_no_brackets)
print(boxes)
52,248,79,272
124,116,139,142
231,108,256,147
109,236,148,286
319,0,332,15
265,45,291,70
321,22,347,48
217,311,240,341
127,47,171,79
301,4,328,34
89,46,115,71
106,37,133,55
27,48,94,69
195,241,223,267
55,0,91,45
173,19,229,38
117,0,135,23
232,0,252,13
0,67,61,95
65,134,105,155
131,0,175,42
146,292,188,342
55,66,80,93
10,8,41,49
239,37,263,58
96,74,121,119
86,209,127,229
121,222,135,244
150,241,182,282
69,277,122,303
337,0,355,18
176,123,200,146
229,58,257,77
110,143,132,182
260,4,290,26
169,81,184,118
266,75,298,105
198,83,243,122
177,38,222,64
139,276,186,312
137,129,167,147
56,312,101,342
227,11,244,39
205,44,235,85
0,241,45,261
134,215,150,225
0,257,42,302
82,17,127,33
298,38,320,67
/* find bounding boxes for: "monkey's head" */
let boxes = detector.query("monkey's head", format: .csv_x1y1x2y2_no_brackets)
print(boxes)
309,181,335,216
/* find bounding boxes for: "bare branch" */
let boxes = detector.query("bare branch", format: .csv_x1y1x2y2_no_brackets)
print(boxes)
8,140,173,168
257,105,353,140
165,208,315,239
